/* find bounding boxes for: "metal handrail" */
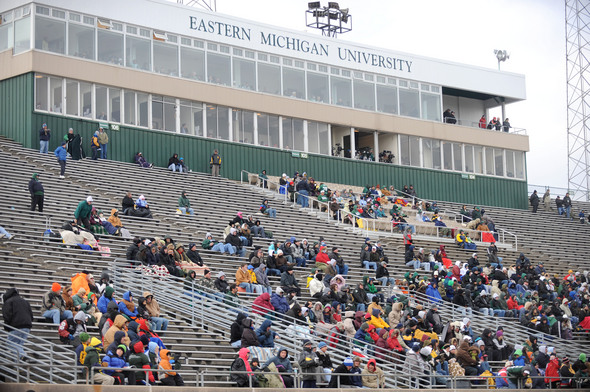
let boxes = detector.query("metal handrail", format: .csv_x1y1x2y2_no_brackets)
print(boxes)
109,259,414,388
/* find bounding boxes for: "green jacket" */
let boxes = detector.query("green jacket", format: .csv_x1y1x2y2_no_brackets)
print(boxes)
202,239,216,249
129,351,150,379
178,195,191,209
75,200,93,220
224,291,241,308
97,131,109,144
83,346,102,371
72,294,90,312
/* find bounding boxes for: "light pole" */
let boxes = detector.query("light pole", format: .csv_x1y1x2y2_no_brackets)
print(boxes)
494,49,510,70
306,2,352,38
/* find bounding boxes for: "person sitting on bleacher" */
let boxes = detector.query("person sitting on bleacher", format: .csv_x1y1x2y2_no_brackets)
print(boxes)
270,287,290,314
456,230,477,250
132,195,153,218
58,311,88,346
74,196,94,230
177,190,194,215
280,266,301,296
42,282,73,324
134,152,153,168
253,264,272,295
143,292,169,332
118,291,138,319
225,228,246,257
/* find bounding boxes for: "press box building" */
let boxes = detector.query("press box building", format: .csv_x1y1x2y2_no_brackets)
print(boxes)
0,0,529,208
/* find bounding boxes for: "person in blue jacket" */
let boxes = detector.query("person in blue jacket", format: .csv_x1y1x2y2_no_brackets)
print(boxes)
255,319,278,348
97,286,117,314
118,291,138,318
103,344,135,385
270,287,290,314
54,141,67,179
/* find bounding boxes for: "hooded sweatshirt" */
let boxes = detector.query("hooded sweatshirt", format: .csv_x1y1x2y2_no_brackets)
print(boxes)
104,314,130,348
159,349,176,377
262,347,293,372
2,288,33,330
118,291,137,317
97,286,116,314
143,291,161,317
255,319,277,348
362,358,385,388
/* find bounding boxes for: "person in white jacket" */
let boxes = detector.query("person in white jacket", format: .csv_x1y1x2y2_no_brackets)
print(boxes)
309,272,325,299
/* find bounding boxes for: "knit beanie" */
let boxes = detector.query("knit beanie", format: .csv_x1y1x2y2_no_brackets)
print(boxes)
52,282,62,292
79,332,90,343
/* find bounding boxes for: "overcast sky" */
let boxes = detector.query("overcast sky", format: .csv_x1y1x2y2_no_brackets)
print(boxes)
191,0,567,189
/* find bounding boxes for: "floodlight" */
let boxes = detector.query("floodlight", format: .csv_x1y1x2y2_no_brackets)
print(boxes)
308,1,320,9
313,9,326,17
328,11,338,20
328,2,339,9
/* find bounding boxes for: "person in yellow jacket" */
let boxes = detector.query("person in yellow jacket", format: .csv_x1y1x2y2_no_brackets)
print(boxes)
367,308,390,330
91,131,100,160
159,349,184,386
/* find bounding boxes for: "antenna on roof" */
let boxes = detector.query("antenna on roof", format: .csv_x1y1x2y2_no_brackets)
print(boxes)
177,0,216,12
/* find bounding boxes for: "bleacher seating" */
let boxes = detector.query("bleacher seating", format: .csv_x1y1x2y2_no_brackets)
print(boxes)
0,136,589,388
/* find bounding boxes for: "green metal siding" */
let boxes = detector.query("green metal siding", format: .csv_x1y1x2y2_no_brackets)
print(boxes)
0,72,528,209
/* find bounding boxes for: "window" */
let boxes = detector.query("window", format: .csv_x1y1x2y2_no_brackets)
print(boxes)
35,75,48,111
49,77,63,113
35,16,65,54
515,151,525,179
307,72,328,103
464,145,474,173
258,63,280,95
399,88,420,118
95,86,107,120
80,82,92,118
505,150,515,178
422,138,441,169
353,80,375,111
152,96,174,131
474,146,483,174
293,118,304,152
376,84,398,114
178,101,204,136
206,105,229,139
154,41,178,76
421,92,441,121
232,109,254,144
442,142,453,170
109,88,121,122
233,58,256,90
14,16,31,54
399,134,410,166
207,52,230,86
257,113,279,147
124,91,136,125
308,121,319,154
452,143,462,171
494,149,504,176
137,93,148,128
409,136,420,167
180,47,205,81
331,76,352,107
68,23,94,59
66,80,78,116
126,36,151,71
282,67,305,99
0,21,14,52
485,147,494,175
97,30,123,65
206,104,217,138
282,118,293,149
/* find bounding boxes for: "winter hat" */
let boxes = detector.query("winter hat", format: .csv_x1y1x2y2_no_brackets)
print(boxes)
420,346,432,356
318,342,327,349
86,196,93,202
301,307,309,314
496,330,503,337
117,344,127,353
463,317,471,325
237,212,243,218
463,336,472,342
52,282,62,292
276,287,284,295
343,357,354,366
79,332,90,343
230,228,237,234
563,356,570,363
302,339,312,347
204,269,211,275
206,232,212,238
580,353,587,363
449,345,456,351
217,271,226,278
411,343,421,352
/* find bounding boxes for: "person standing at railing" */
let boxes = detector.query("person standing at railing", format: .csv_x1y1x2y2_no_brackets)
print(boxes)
502,118,511,133
258,169,268,188
296,176,310,208
2,288,33,361
542,188,552,211
478,115,487,129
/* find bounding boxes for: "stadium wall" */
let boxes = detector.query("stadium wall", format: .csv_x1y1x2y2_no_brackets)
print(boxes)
0,73,528,209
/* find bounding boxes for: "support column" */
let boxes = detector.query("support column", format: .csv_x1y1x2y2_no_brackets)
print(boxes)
350,127,356,159
373,131,379,161
501,101,506,122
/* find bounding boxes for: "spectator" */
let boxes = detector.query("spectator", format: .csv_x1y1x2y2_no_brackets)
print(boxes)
159,349,184,386
117,291,138,318
280,266,301,296
262,347,294,387
259,169,268,188
134,195,153,218
2,288,33,361
97,286,116,314
225,228,245,257
134,152,153,168
478,115,486,129
168,153,185,172
83,339,115,385
240,318,260,347
329,357,355,388
270,287,290,314
502,118,511,133
42,282,73,324
316,341,334,383
0,225,15,241
143,292,169,332
329,246,349,277
260,199,277,218
28,173,45,212
563,192,572,219
128,341,154,385
74,196,94,230
202,232,233,254
236,263,257,293
39,122,51,153
542,188,552,211
230,348,258,387
298,339,320,388
121,192,134,215
90,131,100,160
54,141,68,178
97,127,109,159
376,261,395,286
309,272,325,299
177,191,194,215
253,264,272,294
58,311,88,346
255,319,278,348
210,149,221,177
362,358,385,388
529,190,540,213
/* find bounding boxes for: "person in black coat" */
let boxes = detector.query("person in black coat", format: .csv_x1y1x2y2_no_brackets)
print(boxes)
2,288,33,360
186,243,203,266
126,238,142,262
28,173,45,212
529,190,540,213
122,192,135,215
329,358,355,388
240,318,260,348
230,313,247,348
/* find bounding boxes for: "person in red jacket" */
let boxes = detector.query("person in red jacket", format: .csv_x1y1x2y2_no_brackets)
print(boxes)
479,115,486,129
251,293,274,316
315,246,330,263
544,353,561,388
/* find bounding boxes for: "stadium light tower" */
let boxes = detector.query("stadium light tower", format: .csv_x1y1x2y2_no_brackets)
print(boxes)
177,0,216,12
494,49,510,70
306,2,352,38
566,0,590,201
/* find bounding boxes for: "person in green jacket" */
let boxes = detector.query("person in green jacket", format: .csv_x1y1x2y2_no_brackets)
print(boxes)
178,191,194,215
74,196,94,230
128,341,154,384
259,169,268,188
84,344,115,385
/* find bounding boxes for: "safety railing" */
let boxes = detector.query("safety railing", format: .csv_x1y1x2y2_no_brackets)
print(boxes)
444,116,527,136
0,325,79,384
407,289,590,357
109,259,415,388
